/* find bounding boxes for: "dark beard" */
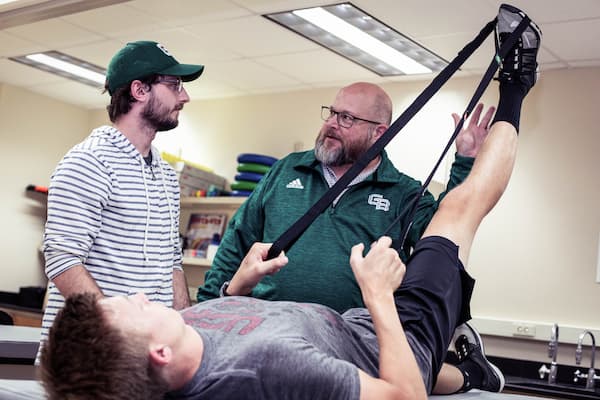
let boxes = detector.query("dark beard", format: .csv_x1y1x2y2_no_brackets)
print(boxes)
142,96,179,132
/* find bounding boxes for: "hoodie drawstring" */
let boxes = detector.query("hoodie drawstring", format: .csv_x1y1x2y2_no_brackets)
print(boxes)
157,161,176,247
140,156,151,264
140,154,177,265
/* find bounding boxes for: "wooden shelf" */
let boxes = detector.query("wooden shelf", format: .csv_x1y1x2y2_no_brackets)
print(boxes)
180,196,246,208
179,196,246,237
180,197,245,288
182,257,211,267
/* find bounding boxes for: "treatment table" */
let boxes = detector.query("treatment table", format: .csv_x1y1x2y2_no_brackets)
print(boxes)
0,326,553,399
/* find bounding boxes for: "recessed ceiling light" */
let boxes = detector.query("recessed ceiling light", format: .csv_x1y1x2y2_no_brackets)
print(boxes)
264,2,448,76
10,50,106,88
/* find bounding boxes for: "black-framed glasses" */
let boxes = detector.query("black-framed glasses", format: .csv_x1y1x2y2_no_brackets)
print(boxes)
156,76,184,93
321,106,383,128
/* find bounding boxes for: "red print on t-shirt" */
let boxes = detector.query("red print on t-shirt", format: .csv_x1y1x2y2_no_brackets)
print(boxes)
182,299,265,335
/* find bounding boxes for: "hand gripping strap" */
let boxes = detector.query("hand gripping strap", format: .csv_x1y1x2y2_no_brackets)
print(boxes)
266,15,530,260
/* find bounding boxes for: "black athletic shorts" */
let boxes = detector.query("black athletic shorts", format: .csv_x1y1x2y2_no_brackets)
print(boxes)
395,235,475,390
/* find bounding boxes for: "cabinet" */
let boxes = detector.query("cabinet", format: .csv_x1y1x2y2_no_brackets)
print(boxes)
180,197,245,290
0,306,42,327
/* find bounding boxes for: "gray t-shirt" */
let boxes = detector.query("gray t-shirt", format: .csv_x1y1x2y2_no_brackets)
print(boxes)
166,296,383,400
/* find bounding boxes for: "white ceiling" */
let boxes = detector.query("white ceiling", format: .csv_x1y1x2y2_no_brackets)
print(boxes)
1,0,599,110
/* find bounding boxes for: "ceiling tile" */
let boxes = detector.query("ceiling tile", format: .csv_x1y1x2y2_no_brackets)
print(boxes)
0,31,43,57
568,60,600,68
485,0,600,22
185,15,318,57
257,48,376,84
355,0,495,39
127,0,252,24
186,80,246,100
4,18,104,47
419,33,496,71
129,28,243,63
231,0,333,14
60,3,167,38
29,80,108,109
246,82,314,95
60,39,124,68
542,19,600,63
203,58,301,90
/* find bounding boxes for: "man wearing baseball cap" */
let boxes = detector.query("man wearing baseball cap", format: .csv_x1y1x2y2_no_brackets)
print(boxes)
38,41,204,360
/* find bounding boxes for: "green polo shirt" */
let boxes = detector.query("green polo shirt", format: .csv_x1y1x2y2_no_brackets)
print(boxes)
198,150,473,312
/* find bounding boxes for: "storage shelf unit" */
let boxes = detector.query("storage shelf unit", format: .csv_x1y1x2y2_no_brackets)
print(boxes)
180,196,245,288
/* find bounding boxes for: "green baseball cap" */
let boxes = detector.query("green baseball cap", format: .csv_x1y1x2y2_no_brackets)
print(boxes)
106,41,204,95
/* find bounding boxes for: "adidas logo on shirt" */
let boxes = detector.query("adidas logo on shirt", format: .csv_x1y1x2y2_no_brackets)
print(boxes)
286,178,304,189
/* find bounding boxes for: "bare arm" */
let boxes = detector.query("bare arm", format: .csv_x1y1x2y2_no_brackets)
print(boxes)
350,238,427,400
225,243,288,296
173,269,191,309
51,265,103,298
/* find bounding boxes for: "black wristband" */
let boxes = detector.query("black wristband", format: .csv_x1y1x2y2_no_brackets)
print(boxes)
219,281,231,297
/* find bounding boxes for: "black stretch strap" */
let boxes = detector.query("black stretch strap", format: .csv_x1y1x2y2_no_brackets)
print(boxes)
266,16,525,260
387,15,531,252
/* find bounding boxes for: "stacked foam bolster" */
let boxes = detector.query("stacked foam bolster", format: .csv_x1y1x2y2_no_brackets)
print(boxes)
231,153,278,196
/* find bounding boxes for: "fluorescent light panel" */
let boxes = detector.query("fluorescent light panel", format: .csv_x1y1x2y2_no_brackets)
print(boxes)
264,2,448,76
10,50,106,88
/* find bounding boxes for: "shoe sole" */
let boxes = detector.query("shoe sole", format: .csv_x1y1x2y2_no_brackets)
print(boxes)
495,4,542,86
459,323,506,392
497,3,542,51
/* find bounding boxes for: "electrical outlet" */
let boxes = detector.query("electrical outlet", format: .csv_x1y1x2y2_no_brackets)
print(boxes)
512,322,536,337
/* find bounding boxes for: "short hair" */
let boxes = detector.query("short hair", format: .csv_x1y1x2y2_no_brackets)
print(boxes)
371,90,393,125
40,293,169,400
104,75,160,123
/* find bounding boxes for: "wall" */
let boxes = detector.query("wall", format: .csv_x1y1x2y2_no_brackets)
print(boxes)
0,83,91,292
9,67,600,365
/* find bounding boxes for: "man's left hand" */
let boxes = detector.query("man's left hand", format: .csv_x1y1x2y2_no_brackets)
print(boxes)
454,103,495,157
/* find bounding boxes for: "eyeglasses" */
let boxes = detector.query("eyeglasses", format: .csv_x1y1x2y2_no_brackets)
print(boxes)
321,106,383,128
156,76,184,93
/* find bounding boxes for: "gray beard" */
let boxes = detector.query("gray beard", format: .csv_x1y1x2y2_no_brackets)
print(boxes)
314,140,347,166
314,130,373,166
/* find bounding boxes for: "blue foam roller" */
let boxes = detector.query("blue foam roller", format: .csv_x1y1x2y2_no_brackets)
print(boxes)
235,172,264,183
231,190,253,197
237,153,278,166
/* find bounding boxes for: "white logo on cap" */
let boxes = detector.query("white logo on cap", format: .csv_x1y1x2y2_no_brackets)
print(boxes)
156,43,173,57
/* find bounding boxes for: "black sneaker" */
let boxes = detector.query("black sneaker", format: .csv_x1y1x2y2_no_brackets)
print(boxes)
454,323,505,392
495,3,542,91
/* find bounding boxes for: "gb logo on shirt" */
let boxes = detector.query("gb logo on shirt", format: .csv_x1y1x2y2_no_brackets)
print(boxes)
367,194,390,211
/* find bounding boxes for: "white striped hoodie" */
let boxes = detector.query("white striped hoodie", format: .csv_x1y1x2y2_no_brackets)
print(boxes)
39,125,182,355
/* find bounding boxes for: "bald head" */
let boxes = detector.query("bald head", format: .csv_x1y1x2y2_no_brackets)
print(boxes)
336,82,393,125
